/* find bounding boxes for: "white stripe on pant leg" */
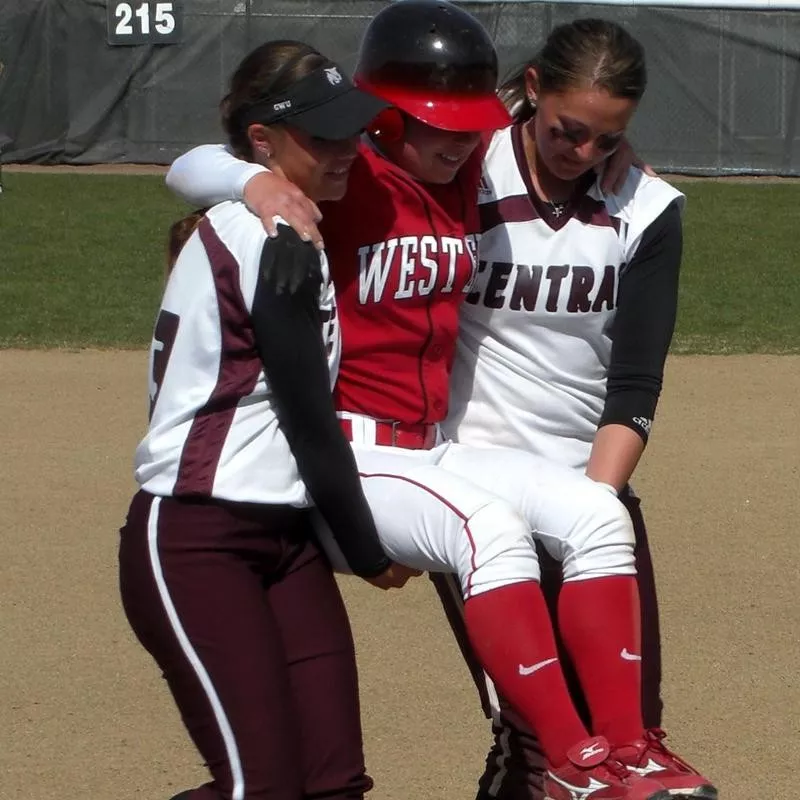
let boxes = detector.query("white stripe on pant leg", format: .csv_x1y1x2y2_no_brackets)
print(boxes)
147,497,246,800
488,723,512,797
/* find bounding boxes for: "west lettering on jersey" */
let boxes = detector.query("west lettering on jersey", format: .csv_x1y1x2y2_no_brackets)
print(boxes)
466,261,618,314
357,233,481,305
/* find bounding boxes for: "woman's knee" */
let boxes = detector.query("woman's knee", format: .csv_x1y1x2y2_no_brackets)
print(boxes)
547,483,636,581
460,500,541,597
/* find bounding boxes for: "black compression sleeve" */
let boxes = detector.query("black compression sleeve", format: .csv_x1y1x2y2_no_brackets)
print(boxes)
599,200,683,443
251,230,390,578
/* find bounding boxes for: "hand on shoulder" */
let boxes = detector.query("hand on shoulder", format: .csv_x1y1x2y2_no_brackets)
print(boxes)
244,171,325,251
598,136,657,195
260,225,322,296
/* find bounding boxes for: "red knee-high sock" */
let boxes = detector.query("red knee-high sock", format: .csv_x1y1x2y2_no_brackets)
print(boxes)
558,576,644,745
464,580,589,767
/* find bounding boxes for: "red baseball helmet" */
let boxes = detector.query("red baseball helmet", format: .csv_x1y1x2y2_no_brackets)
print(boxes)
354,0,511,133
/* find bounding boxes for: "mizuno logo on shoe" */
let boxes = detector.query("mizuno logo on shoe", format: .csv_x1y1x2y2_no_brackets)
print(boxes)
627,758,664,776
579,742,606,761
518,657,558,676
548,772,609,800
620,648,642,661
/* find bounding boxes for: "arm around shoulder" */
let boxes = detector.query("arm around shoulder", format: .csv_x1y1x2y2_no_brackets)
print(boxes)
166,143,268,206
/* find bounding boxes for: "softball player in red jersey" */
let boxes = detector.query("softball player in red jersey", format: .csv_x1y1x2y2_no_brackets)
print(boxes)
164,4,714,800
118,41,417,800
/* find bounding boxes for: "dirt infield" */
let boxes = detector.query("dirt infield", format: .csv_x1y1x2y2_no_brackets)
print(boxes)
2,350,796,800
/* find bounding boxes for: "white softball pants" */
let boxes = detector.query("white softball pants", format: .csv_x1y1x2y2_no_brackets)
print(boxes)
315,440,539,598
314,421,635,599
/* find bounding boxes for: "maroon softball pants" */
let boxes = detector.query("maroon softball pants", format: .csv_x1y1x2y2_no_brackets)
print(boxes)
430,490,662,800
119,490,372,800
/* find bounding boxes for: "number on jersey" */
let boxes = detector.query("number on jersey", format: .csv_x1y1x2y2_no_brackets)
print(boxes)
149,310,179,418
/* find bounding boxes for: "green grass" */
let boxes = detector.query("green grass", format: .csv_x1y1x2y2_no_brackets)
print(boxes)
0,173,797,352
671,181,799,354
0,174,186,348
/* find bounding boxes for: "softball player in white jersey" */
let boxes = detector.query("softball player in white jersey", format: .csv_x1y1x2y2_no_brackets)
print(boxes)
119,41,415,800
446,145,683,469
442,18,715,800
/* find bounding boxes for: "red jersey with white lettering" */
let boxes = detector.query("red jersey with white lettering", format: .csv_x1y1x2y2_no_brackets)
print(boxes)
318,141,484,424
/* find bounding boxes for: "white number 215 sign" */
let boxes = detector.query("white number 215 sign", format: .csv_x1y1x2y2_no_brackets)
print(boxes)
107,1,183,45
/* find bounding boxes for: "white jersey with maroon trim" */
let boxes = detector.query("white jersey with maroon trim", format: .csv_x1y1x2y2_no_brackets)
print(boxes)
135,201,340,504
445,124,684,471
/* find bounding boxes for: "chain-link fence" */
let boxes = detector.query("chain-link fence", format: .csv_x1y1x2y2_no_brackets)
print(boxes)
0,0,798,173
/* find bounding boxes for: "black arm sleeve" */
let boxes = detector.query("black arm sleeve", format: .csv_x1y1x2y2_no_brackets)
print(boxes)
599,200,683,443
251,230,390,578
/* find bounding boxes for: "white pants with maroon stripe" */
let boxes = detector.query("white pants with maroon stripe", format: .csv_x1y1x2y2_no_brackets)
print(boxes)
437,443,636,582
314,417,636,599
316,440,539,598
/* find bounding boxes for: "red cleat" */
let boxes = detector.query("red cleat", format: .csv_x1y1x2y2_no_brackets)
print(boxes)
545,736,670,800
612,728,717,799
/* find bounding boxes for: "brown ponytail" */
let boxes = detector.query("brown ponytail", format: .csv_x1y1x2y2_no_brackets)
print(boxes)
166,209,208,279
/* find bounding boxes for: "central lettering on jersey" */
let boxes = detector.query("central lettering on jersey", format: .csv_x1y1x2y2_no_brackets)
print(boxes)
357,234,480,304
465,260,618,313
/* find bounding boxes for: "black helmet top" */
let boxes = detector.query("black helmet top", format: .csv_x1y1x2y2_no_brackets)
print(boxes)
354,0,510,132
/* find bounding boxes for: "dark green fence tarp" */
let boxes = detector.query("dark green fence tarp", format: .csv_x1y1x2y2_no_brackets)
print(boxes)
0,0,798,174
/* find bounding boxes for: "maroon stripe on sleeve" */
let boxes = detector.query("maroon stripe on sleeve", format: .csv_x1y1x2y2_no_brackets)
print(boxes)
174,218,262,496
479,195,538,233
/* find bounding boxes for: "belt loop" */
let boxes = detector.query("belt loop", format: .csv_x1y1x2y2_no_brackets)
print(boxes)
362,416,378,446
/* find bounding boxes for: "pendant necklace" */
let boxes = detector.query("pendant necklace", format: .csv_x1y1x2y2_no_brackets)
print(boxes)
545,199,569,218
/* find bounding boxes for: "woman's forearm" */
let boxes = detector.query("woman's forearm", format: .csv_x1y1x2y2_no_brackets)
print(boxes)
586,424,645,493
166,143,267,206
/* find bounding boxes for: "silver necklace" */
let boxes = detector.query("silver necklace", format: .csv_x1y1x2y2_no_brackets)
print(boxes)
545,199,569,218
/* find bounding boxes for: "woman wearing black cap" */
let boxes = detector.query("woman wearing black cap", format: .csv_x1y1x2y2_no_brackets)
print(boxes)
118,40,417,800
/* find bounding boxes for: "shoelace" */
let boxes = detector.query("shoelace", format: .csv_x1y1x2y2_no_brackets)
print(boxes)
600,757,634,783
644,728,698,775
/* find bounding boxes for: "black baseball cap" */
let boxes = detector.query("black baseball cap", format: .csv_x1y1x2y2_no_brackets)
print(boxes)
240,61,389,141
